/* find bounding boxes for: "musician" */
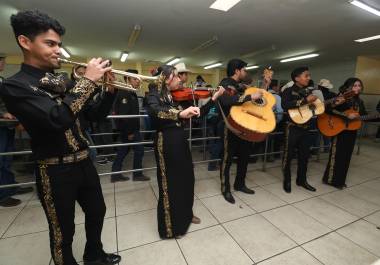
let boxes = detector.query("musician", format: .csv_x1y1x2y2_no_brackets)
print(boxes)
0,10,121,265
147,65,224,239
281,67,317,193
218,59,263,204
174,62,191,88
111,69,149,182
322,78,375,189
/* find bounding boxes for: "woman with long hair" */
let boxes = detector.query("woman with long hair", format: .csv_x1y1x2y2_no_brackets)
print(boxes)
146,65,224,238
322,78,367,189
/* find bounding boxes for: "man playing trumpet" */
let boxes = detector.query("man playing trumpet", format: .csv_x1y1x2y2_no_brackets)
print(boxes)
0,10,121,265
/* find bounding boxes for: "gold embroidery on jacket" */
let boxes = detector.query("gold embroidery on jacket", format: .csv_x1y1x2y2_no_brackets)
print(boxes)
157,132,173,238
65,129,80,151
157,108,180,120
69,78,97,114
39,163,64,265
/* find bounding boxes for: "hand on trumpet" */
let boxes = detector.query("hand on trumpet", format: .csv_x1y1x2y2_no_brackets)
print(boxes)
84,58,112,83
104,72,117,94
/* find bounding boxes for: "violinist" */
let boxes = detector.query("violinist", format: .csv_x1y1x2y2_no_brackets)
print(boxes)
146,65,224,239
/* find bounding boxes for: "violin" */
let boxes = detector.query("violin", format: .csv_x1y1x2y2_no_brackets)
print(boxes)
171,87,219,102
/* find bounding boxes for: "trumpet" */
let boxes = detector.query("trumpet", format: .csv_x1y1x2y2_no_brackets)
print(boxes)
58,58,158,92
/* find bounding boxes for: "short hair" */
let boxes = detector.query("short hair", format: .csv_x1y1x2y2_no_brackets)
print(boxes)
291,66,309,82
10,9,65,45
227,59,247,77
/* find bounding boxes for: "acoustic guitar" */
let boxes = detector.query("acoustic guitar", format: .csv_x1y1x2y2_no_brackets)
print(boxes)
288,90,355,124
318,109,380,137
227,68,276,142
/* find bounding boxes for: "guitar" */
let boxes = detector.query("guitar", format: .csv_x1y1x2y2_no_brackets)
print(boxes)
288,90,355,124
318,109,380,137
227,67,276,142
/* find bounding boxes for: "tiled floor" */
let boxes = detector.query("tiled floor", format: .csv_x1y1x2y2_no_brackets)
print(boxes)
1,142,380,265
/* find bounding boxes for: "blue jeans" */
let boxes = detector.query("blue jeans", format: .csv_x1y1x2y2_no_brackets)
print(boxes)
208,121,224,169
112,131,144,177
0,128,17,200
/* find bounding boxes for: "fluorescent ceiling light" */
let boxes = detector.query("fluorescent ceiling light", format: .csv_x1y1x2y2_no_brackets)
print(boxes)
246,65,259,70
167,57,181,65
350,0,380,16
191,36,218,53
210,0,242,12
354,34,380,42
280,53,319,63
128,24,141,48
120,52,129,62
204,63,222,69
60,47,70,58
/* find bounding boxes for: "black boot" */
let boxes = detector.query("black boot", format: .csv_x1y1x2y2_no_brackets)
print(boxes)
111,174,130,183
222,191,235,204
296,181,316,192
283,180,291,193
84,253,121,265
234,185,255,194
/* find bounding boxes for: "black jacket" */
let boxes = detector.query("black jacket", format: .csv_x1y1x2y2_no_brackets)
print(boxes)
0,63,109,159
114,90,140,134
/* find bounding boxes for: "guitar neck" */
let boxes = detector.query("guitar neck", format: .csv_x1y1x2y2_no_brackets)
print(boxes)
360,112,380,121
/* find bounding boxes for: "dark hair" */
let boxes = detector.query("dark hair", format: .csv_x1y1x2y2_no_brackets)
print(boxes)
196,75,205,82
339,77,363,93
227,59,247,77
10,10,65,46
153,65,176,93
291,66,309,82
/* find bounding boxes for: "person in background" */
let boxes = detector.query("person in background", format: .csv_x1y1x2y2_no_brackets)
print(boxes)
0,54,33,207
267,79,284,162
111,70,149,182
317,79,335,151
375,99,380,143
174,62,191,88
195,75,206,88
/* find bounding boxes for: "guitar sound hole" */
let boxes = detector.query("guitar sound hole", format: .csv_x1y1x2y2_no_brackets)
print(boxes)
254,98,265,106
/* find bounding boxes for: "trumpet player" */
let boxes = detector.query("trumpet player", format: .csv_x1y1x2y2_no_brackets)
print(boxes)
0,9,121,265
111,69,150,182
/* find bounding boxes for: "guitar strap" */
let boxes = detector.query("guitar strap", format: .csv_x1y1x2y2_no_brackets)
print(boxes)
216,100,244,136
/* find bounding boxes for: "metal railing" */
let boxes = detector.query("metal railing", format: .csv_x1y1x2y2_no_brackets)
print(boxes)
0,113,378,190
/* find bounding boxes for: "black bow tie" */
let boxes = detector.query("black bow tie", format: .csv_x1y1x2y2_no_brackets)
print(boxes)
39,72,69,94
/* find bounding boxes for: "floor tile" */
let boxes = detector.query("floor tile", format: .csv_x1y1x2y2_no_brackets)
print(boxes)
188,200,218,232
303,232,378,265
346,185,380,206
258,247,323,265
294,197,358,229
194,178,221,199
262,183,313,204
115,187,157,216
261,205,330,244
0,207,21,237
234,186,287,212
0,231,51,265
117,209,161,250
119,240,187,265
201,195,255,223
224,215,296,262
364,211,380,226
177,225,252,265
321,191,380,218
246,170,281,186
4,205,48,237
337,220,380,257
